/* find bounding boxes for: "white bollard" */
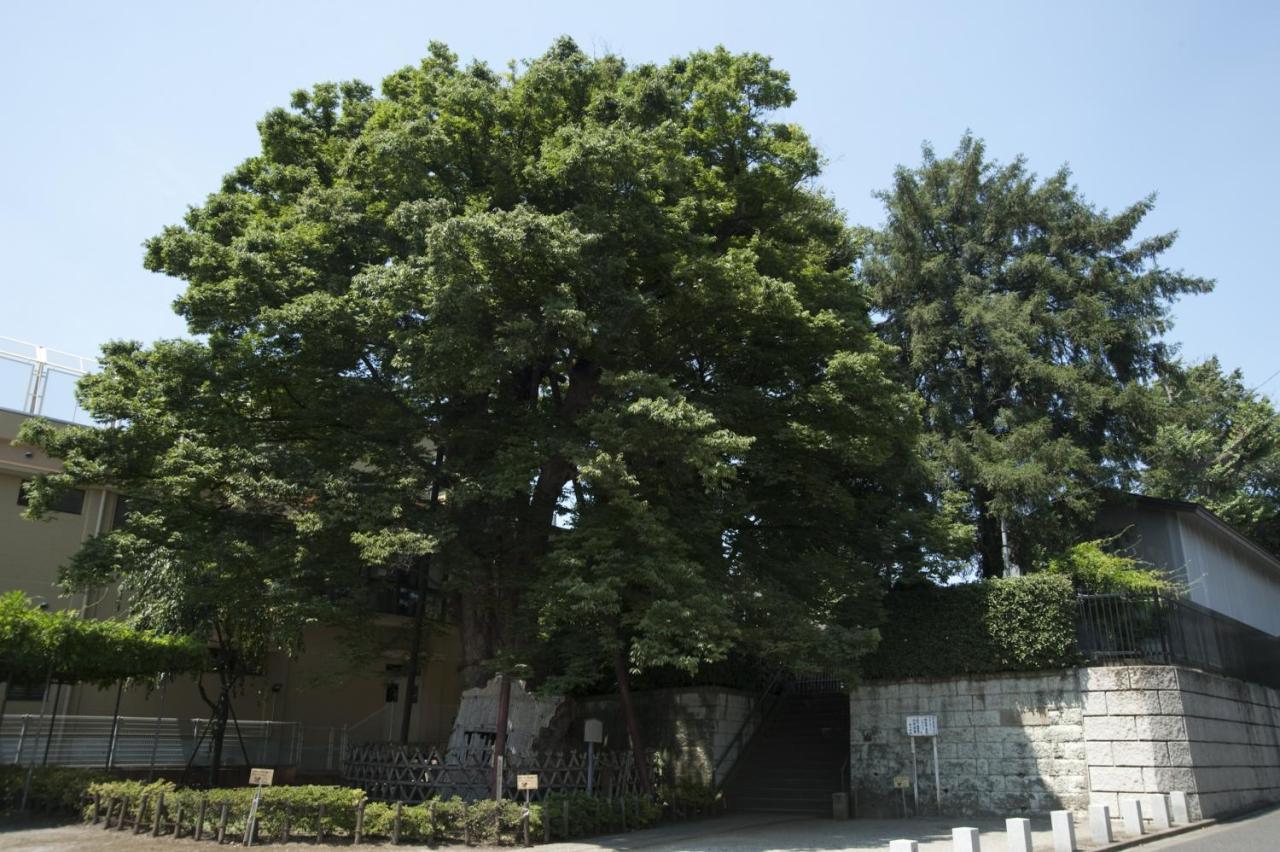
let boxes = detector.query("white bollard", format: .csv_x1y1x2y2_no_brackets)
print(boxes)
1006,818,1033,852
1051,810,1077,852
889,840,918,852
1169,791,1191,824
1089,804,1113,843
952,826,981,852
1147,793,1171,829
1121,798,1145,836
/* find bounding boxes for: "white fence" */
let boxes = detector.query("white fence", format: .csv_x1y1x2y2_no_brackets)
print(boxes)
0,335,96,422
0,714,344,773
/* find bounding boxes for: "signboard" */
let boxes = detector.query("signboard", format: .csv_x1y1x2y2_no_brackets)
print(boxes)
893,774,911,790
517,774,539,791
248,767,275,786
905,715,938,737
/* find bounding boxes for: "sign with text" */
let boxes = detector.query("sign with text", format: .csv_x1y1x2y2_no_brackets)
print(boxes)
248,767,275,786
893,774,911,789
905,715,938,737
517,774,539,791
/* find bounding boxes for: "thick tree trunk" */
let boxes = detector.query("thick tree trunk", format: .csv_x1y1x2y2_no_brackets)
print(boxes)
491,674,512,800
399,558,431,745
614,650,651,794
975,493,1005,580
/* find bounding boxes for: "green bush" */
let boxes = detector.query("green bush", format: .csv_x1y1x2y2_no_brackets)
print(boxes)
861,574,1081,679
1045,538,1174,593
0,766,111,816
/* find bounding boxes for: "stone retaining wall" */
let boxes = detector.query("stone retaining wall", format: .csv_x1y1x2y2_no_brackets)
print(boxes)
850,665,1280,819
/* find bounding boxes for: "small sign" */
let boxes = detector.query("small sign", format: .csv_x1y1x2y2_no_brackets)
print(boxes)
248,767,275,786
893,774,911,789
905,715,938,737
517,774,539,791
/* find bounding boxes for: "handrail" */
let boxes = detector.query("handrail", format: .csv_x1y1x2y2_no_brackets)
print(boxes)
712,669,785,791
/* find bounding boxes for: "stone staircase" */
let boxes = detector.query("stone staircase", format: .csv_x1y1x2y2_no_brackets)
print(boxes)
723,691,850,816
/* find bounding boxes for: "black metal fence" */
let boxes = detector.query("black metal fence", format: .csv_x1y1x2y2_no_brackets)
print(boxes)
1077,593,1280,689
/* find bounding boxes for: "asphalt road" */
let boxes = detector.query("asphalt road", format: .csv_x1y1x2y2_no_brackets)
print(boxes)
1137,805,1280,851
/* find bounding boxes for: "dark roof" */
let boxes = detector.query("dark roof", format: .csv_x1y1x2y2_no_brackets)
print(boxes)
1105,493,1280,573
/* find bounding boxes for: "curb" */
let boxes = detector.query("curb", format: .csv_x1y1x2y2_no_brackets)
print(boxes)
1090,818,1214,851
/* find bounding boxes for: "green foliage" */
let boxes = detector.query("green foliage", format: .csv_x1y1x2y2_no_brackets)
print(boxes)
865,134,1212,577
0,766,110,816
0,591,204,686
1141,358,1280,556
23,38,937,698
862,574,1081,679
541,791,664,839
1045,538,1174,593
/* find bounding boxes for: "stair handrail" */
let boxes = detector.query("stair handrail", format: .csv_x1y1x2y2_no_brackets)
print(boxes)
712,668,786,792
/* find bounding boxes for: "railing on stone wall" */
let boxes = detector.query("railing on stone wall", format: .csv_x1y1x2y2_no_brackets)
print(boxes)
341,744,656,803
1078,593,1280,688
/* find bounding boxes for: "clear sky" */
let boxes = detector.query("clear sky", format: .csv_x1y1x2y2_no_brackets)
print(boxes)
2,0,1277,417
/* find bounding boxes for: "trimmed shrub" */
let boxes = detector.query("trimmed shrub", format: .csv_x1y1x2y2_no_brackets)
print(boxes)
861,574,1081,679
0,766,111,816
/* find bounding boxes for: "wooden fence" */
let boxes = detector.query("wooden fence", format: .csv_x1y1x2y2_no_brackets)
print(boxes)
342,744,655,803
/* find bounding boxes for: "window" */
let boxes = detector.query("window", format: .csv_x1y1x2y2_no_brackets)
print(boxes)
6,682,46,702
110,495,130,529
16,481,84,515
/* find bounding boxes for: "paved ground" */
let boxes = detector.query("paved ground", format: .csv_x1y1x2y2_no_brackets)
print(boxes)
1135,804,1280,851
0,811,1123,851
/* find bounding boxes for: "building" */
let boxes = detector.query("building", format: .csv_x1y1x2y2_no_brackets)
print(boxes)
0,337,464,773
1097,493,1280,635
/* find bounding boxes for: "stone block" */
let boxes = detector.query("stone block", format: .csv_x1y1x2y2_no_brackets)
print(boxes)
1147,766,1197,794
1134,714,1188,742
1120,797,1144,836
1166,741,1193,766
1085,740,1113,766
952,826,980,852
1088,804,1113,843
1082,667,1131,691
1057,741,1086,761
1112,740,1168,767
1146,793,1172,829
1006,818,1033,852
889,841,917,852
1084,715,1137,742
1046,724,1082,743
1168,790,1190,823
1128,667,1179,691
1107,690,1164,715
1082,692,1108,716
1090,766,1145,793
1051,810,1077,852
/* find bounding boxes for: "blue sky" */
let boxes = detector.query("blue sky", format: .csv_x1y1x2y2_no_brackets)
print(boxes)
2,1,1277,417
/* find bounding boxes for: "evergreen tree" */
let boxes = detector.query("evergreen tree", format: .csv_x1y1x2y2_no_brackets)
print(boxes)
1141,359,1280,555
865,135,1211,577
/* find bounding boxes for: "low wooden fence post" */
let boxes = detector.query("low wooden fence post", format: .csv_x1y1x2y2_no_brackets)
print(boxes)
152,793,165,836
316,803,325,843
136,794,149,834
281,803,292,844
174,800,184,837
392,801,403,844
195,796,207,841
463,801,471,846
216,802,229,844
354,799,366,844
562,799,569,839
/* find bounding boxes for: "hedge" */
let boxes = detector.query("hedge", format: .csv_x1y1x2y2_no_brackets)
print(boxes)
79,779,715,843
861,574,1081,680
0,766,111,816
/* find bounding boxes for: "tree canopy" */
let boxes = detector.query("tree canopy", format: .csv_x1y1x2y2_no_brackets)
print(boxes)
864,134,1211,578
1140,358,1280,555
21,38,934,708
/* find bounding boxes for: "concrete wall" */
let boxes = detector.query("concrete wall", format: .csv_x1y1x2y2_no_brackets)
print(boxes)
851,665,1280,819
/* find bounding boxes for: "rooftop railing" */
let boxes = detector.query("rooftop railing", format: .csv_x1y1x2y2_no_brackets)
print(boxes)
0,335,96,422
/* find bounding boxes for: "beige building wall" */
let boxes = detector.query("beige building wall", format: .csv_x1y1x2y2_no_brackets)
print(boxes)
2,406,464,748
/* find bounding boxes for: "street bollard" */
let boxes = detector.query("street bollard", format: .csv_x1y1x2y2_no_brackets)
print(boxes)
1006,818,1033,852
889,841,918,852
1169,791,1191,824
1121,798,1144,836
1147,793,1171,829
1050,810,1077,852
952,826,980,852
1088,804,1112,843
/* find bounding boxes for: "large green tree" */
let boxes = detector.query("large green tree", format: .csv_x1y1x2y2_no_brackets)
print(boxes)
24,40,932,763
1141,358,1280,555
865,135,1211,578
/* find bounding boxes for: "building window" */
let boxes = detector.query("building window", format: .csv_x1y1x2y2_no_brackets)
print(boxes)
111,495,130,529
6,682,46,702
16,481,85,515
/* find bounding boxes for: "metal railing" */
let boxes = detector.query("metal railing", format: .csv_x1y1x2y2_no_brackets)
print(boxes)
0,713,344,773
0,335,96,421
1077,593,1280,689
